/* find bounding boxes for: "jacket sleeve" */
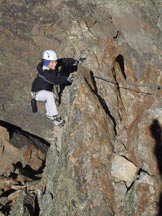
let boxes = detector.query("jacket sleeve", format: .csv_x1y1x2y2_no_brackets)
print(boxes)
57,58,76,67
43,71,70,85
51,75,70,85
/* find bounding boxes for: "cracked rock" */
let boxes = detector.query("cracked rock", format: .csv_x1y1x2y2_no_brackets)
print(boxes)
111,155,138,187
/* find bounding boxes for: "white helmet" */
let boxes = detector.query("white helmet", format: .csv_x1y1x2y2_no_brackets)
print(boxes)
43,50,58,61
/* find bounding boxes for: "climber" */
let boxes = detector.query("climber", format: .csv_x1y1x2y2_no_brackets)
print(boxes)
31,49,79,127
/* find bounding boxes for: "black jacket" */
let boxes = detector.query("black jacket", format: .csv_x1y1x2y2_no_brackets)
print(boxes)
31,58,76,92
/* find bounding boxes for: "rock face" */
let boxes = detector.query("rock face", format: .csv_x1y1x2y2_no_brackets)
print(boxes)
0,0,162,215
38,68,116,215
111,155,138,187
0,124,48,215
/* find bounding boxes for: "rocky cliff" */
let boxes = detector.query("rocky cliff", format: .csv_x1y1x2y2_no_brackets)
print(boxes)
0,0,162,215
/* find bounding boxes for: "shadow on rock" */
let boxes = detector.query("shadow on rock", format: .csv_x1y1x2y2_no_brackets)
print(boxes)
116,54,126,80
150,119,162,216
89,71,117,135
0,120,50,151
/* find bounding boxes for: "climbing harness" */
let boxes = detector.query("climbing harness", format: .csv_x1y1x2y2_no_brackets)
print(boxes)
94,76,162,96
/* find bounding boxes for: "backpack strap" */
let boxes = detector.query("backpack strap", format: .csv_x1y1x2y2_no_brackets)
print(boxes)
38,74,54,84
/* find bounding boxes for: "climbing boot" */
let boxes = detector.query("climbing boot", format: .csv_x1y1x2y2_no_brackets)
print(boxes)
47,115,65,127
53,115,65,127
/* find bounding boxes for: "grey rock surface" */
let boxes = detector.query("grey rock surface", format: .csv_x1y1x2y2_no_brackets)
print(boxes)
0,0,162,215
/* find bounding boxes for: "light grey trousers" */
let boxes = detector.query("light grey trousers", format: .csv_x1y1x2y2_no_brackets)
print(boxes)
32,90,58,117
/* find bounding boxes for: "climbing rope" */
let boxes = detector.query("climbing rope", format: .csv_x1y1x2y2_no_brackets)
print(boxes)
94,76,162,95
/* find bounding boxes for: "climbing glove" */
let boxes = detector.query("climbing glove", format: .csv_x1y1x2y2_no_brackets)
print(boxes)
73,57,87,65
67,74,75,83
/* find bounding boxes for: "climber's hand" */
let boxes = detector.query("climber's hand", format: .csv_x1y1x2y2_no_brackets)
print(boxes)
73,57,87,65
67,74,75,83
78,57,86,64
